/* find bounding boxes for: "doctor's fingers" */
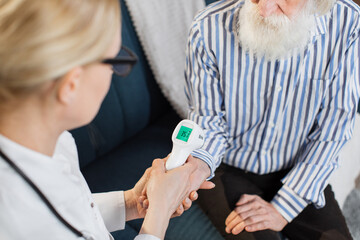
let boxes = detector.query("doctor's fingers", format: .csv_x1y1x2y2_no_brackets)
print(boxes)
167,162,197,192
178,159,197,175
151,158,166,174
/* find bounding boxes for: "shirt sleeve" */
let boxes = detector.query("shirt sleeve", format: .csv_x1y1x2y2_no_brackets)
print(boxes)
93,193,163,240
134,234,161,240
271,26,360,222
185,21,229,179
92,191,126,232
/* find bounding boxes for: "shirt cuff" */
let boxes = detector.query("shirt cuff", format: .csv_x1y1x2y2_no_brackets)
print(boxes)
92,191,126,232
191,149,216,180
134,234,161,240
271,185,309,222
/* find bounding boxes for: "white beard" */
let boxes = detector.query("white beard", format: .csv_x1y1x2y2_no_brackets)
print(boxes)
236,0,316,60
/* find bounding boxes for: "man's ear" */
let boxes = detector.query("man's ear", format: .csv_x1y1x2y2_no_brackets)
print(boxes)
57,67,83,105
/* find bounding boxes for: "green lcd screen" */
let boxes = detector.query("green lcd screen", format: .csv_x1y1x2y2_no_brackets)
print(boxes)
176,126,193,142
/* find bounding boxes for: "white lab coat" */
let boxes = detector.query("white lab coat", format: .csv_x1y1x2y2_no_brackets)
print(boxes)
0,131,159,240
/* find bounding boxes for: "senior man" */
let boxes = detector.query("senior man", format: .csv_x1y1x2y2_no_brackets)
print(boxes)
185,0,359,239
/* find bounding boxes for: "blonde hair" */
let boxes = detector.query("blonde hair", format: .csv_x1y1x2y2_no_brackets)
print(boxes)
0,0,120,102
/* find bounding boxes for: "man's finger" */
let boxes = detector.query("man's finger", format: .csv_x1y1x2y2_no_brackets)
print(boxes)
231,221,246,235
225,215,243,234
199,181,216,189
235,199,262,214
225,210,240,225
236,194,258,206
189,191,198,201
234,203,255,214
138,195,146,204
176,204,184,215
182,197,192,210
244,219,270,232
143,199,149,209
236,208,267,221
243,214,267,227
141,186,147,197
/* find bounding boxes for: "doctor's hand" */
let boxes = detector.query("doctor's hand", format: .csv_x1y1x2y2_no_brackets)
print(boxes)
124,167,152,221
145,158,197,214
225,194,288,235
176,155,216,216
139,158,198,239
169,156,215,216
138,156,215,217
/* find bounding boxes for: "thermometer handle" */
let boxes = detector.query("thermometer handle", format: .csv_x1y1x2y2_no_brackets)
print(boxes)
166,147,192,170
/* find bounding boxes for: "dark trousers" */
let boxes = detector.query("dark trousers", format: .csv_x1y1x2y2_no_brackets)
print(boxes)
198,163,352,240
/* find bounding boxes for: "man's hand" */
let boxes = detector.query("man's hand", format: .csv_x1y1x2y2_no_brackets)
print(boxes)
138,155,214,217
225,194,288,235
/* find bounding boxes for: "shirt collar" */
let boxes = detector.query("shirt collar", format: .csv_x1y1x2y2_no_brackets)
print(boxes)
0,134,55,169
313,13,330,36
0,133,72,188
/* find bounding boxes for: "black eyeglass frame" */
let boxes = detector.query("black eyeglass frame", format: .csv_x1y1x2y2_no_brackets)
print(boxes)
101,46,138,77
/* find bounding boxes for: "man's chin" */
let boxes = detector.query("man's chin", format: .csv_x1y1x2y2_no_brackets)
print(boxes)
239,37,309,60
236,0,314,60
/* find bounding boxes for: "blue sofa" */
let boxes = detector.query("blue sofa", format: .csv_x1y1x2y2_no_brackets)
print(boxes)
70,0,222,239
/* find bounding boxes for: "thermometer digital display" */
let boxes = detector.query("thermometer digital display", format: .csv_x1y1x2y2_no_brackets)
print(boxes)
176,126,192,142
166,120,204,170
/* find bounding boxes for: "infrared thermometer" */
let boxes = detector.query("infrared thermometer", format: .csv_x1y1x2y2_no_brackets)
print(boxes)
166,120,205,170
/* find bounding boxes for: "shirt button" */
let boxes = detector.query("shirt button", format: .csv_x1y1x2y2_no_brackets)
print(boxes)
269,122,275,128
277,86,282,92
91,202,94,208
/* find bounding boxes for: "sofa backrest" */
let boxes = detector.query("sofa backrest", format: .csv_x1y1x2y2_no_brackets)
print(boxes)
71,0,171,168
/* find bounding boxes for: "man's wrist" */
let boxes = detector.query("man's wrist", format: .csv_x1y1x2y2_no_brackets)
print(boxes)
195,157,211,179
191,150,216,179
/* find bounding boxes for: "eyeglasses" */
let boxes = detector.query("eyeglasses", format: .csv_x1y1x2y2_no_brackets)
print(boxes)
101,46,138,77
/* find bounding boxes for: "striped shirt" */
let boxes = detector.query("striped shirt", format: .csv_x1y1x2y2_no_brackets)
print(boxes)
185,0,360,222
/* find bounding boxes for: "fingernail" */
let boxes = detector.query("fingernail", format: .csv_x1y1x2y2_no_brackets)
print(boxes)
185,198,191,204
192,192,198,199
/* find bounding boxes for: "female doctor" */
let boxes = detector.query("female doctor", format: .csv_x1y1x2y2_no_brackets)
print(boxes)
0,0,210,239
